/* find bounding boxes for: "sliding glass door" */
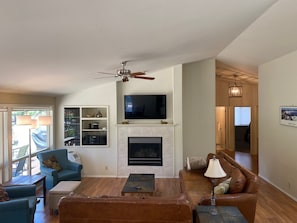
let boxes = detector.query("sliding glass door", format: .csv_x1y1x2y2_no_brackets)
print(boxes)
12,108,53,176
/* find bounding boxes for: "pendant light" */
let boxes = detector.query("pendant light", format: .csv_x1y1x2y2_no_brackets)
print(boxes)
228,74,242,97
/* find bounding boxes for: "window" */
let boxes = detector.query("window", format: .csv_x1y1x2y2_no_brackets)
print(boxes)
12,108,53,176
234,107,251,126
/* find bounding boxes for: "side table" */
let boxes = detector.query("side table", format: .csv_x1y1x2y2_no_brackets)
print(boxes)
4,175,46,205
196,205,247,223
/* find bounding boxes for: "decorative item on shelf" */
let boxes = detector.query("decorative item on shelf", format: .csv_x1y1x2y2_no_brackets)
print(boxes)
122,120,129,124
92,122,99,129
204,155,226,215
161,120,168,124
96,111,103,118
228,74,243,97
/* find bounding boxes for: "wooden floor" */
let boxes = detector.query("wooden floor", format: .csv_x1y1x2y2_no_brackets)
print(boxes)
35,152,297,223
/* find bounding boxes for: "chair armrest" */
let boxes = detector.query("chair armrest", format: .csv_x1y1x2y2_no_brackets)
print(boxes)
0,199,31,222
0,198,29,210
66,161,83,171
40,165,58,177
5,185,36,198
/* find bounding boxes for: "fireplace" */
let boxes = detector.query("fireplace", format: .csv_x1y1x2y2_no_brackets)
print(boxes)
128,137,162,166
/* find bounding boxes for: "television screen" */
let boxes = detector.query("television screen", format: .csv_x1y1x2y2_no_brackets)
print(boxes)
124,95,166,119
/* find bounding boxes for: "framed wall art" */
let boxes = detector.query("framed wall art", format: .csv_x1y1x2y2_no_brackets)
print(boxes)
280,106,297,127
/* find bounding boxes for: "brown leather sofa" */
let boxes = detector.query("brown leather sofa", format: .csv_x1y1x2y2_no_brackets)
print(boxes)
58,151,257,223
59,194,192,223
179,151,258,223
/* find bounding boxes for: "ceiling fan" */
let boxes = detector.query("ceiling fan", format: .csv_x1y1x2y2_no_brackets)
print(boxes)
97,61,155,82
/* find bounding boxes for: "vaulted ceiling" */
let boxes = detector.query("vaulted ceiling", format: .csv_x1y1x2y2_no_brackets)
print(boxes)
1,0,297,96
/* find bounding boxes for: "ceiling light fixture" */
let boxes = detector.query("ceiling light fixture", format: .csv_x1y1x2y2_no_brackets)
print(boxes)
228,74,242,97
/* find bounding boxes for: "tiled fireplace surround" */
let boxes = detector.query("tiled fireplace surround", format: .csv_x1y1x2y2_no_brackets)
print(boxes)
117,125,174,177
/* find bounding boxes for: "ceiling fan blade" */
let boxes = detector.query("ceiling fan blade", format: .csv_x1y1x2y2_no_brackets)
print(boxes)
130,72,145,76
134,76,155,80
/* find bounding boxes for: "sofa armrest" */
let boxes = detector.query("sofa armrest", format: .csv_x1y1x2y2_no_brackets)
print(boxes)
199,193,257,223
66,161,83,171
5,185,36,198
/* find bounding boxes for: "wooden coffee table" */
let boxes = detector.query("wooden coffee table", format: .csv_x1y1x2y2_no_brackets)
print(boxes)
121,173,155,196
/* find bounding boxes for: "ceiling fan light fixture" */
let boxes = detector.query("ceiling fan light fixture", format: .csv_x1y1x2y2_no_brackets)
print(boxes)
122,76,129,82
117,68,130,75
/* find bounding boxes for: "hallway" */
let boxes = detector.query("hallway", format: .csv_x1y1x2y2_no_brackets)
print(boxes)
221,150,258,174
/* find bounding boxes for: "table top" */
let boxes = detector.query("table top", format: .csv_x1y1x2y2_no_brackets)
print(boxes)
5,174,46,185
196,206,247,223
122,174,155,194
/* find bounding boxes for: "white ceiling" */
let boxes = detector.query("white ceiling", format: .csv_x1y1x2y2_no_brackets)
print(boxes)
1,0,296,96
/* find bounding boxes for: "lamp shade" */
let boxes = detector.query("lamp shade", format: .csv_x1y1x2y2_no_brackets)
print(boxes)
16,115,32,125
38,116,52,126
204,156,226,178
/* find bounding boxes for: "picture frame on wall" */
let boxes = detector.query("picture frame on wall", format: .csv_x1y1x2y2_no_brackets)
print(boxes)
280,106,297,127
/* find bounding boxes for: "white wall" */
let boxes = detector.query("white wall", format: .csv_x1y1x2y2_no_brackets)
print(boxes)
182,58,216,160
56,82,118,176
259,50,297,201
56,66,185,177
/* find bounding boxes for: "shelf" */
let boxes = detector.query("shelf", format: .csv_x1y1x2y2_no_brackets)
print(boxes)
117,123,175,127
64,106,109,147
81,118,107,121
82,129,107,131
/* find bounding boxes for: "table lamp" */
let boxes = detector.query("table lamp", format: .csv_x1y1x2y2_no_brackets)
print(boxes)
204,155,226,214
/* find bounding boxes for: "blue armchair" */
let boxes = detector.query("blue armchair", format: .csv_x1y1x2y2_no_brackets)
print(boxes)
0,185,37,223
37,149,83,189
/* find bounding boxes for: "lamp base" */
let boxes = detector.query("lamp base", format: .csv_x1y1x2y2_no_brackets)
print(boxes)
209,196,218,215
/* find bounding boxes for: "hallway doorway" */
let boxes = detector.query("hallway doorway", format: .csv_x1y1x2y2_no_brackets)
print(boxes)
234,106,251,153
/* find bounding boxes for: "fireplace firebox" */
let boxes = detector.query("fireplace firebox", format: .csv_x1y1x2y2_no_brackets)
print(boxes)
128,137,162,166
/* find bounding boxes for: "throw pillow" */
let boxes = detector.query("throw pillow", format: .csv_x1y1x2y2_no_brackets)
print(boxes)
229,168,247,194
214,177,231,194
186,156,207,170
42,155,62,171
0,184,9,202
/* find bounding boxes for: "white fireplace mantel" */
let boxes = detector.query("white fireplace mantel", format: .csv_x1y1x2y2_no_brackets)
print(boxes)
117,125,174,177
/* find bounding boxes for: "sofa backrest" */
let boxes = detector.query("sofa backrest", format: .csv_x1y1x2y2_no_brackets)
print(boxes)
59,194,192,223
216,151,258,194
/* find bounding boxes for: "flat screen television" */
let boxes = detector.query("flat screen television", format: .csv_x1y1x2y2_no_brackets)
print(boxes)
124,95,166,119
